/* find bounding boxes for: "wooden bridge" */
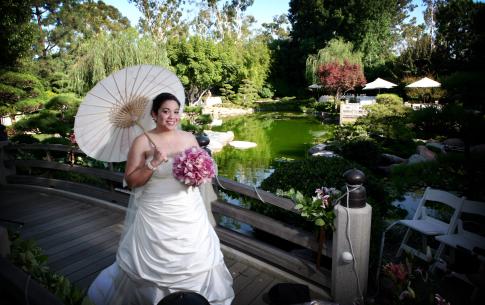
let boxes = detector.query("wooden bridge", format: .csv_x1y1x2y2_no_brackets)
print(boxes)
1,142,366,304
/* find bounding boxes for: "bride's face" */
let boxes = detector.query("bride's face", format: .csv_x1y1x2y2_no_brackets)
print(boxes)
154,100,180,130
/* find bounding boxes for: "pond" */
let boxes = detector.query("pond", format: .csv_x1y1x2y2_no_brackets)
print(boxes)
211,112,334,187
210,111,334,237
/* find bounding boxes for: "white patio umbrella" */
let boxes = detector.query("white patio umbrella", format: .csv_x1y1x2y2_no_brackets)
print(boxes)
406,77,441,88
363,78,397,90
74,65,185,162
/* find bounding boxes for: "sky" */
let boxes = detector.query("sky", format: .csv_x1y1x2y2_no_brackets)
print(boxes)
103,0,425,29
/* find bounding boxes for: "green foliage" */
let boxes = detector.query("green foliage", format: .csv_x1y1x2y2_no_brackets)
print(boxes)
306,38,363,85
0,71,45,109
261,156,389,206
220,83,236,102
0,83,25,107
440,70,485,111
395,34,434,76
286,0,414,92
13,95,80,137
258,85,274,99
389,152,485,200
332,123,369,144
14,96,48,114
376,93,403,105
358,94,414,142
168,36,223,103
254,97,314,112
276,187,339,228
181,105,212,134
9,134,40,144
8,233,85,305
234,79,259,106
41,136,71,145
70,29,170,94
434,0,485,71
0,0,36,68
339,139,383,169
44,94,80,110
408,103,485,144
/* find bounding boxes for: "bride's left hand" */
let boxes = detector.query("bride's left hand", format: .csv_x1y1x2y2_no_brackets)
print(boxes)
152,147,168,166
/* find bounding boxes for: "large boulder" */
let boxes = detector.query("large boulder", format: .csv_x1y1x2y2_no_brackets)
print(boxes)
308,143,328,155
443,138,464,152
407,154,428,164
381,153,407,165
417,145,437,161
471,144,485,155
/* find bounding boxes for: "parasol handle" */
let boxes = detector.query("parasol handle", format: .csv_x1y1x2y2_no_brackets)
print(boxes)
134,121,157,148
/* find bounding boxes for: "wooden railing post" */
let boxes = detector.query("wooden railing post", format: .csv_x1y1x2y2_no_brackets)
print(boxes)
0,141,10,185
331,169,372,305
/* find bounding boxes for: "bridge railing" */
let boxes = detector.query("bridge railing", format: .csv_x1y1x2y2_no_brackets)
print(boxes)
1,142,371,304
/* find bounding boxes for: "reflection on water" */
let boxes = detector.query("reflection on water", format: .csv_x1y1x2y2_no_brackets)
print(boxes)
211,112,334,236
212,112,334,187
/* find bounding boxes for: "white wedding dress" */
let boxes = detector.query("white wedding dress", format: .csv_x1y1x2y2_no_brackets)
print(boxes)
87,158,234,305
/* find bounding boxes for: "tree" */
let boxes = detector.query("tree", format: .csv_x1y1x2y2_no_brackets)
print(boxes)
261,14,290,41
168,36,224,104
395,34,434,76
69,29,170,94
306,38,363,85
0,0,36,68
434,0,485,72
191,0,256,41
13,94,80,137
31,0,130,58
0,71,45,120
129,0,189,42
286,0,414,92
317,60,366,102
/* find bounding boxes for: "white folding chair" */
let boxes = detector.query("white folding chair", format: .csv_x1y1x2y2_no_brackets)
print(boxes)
435,199,485,253
396,187,465,261
434,199,485,300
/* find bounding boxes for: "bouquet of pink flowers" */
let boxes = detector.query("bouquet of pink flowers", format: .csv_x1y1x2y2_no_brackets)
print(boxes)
172,147,216,186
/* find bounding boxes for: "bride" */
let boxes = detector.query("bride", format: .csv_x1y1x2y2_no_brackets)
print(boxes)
87,93,234,305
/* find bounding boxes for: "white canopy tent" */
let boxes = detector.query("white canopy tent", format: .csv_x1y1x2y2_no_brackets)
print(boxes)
363,78,397,90
406,77,441,88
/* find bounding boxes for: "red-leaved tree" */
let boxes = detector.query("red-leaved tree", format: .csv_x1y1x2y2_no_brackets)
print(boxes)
317,60,366,102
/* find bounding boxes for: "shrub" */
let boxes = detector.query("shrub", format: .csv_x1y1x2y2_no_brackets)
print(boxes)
339,139,382,168
0,83,25,106
259,85,274,99
8,232,85,305
376,93,403,105
9,134,40,144
441,70,485,110
14,95,47,114
0,71,44,93
44,94,80,110
390,152,485,200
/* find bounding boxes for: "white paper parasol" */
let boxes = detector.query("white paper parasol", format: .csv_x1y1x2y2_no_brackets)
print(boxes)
363,78,397,90
406,77,441,88
74,65,185,162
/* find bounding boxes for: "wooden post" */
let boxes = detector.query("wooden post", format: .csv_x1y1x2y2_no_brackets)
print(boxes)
316,226,325,269
331,169,372,305
0,141,9,185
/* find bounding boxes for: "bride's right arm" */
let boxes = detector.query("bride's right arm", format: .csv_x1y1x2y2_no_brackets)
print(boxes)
124,136,159,188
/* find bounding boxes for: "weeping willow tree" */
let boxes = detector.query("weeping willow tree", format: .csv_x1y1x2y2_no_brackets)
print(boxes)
305,38,363,85
69,28,171,94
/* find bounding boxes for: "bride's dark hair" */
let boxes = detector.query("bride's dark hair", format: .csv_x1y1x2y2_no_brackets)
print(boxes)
152,92,181,114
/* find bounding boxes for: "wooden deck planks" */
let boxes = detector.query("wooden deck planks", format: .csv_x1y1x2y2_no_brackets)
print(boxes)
0,186,331,304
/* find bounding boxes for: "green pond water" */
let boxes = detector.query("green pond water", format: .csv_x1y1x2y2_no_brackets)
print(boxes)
211,112,334,187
